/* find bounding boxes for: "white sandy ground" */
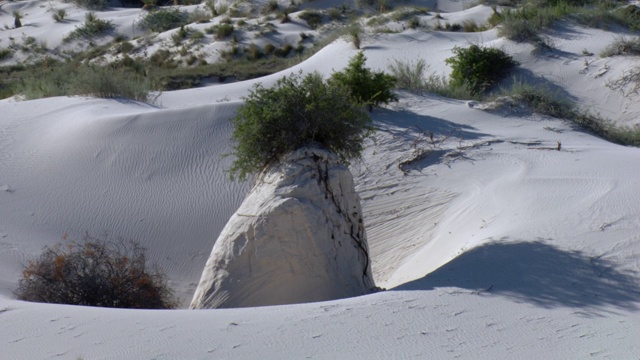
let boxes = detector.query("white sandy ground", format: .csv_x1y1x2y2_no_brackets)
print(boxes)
1,0,640,358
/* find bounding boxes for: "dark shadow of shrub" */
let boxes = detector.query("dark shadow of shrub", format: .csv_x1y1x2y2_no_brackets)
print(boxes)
395,240,640,313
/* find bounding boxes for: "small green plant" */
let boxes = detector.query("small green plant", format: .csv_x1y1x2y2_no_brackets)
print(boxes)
0,48,12,61
445,45,518,96
348,24,362,49
388,58,426,92
139,8,190,33
600,36,640,57
388,58,473,99
407,16,420,29
52,9,67,22
264,43,276,55
65,13,115,41
330,51,397,111
189,8,211,23
13,11,23,28
141,0,157,10
299,10,323,29
71,0,108,9
15,236,177,309
274,43,292,57
246,43,262,60
229,71,371,180
214,23,234,40
190,30,205,42
280,10,291,23
328,7,343,21
462,20,483,32
171,26,190,46
115,41,134,54
262,0,279,14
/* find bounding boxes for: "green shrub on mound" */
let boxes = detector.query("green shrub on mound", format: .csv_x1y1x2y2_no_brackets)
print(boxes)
139,8,190,33
445,45,518,96
330,51,397,111
229,71,371,181
15,236,177,309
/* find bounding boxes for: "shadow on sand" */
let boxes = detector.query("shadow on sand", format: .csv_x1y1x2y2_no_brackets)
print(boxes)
394,240,640,312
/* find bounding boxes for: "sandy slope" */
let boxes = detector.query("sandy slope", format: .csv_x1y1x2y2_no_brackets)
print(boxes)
2,0,640,358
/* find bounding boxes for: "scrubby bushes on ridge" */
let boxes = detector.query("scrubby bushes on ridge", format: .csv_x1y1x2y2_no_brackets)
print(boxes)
445,45,518,96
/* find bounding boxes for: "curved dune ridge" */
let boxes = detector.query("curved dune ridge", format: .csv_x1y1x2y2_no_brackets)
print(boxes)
2,0,640,358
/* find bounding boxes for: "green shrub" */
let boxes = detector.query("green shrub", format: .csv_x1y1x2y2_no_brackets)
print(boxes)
299,10,323,29
330,51,397,111
13,11,23,28
15,236,177,309
189,8,211,23
264,43,276,55
64,13,115,41
71,0,108,9
53,9,67,22
214,23,234,40
0,48,12,61
171,26,190,46
347,24,362,49
274,43,293,57
328,7,343,21
139,8,190,33
229,71,371,180
407,16,421,29
246,43,262,60
445,45,517,96
262,0,279,14
502,80,574,118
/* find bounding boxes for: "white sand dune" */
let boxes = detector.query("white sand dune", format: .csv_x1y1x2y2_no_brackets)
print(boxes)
2,0,640,358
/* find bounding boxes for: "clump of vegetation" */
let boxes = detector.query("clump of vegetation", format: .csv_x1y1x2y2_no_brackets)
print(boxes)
299,10,323,29
52,9,67,22
499,80,640,146
15,236,177,309
388,58,474,99
388,58,427,92
407,17,421,29
600,36,640,57
348,24,362,49
493,1,640,48
65,12,115,41
189,8,212,23
13,11,23,28
15,60,151,102
390,6,429,21
261,0,279,14
138,8,190,33
445,45,518,96
0,48,12,61
171,26,191,45
330,51,397,111
71,0,108,9
210,23,234,40
274,43,292,57
229,71,372,180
